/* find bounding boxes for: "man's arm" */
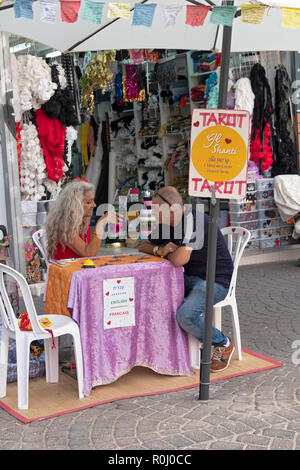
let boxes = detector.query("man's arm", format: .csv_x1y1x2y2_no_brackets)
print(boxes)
139,239,157,255
166,246,193,267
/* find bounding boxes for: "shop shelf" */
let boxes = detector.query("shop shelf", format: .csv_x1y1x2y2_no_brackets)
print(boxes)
232,220,259,230
259,237,280,249
259,228,281,239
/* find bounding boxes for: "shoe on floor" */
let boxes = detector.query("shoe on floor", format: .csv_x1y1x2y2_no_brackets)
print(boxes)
210,341,235,373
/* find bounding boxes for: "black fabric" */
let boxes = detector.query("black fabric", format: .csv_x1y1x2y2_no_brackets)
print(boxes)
148,210,233,289
94,120,109,207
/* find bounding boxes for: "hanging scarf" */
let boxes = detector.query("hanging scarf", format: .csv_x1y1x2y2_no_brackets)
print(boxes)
35,108,66,182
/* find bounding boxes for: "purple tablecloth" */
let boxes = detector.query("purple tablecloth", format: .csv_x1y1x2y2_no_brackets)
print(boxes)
67,261,193,396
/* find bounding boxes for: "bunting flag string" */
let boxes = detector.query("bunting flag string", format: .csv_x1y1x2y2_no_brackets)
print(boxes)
132,3,156,27
108,2,131,20
281,7,300,29
185,5,210,27
80,0,104,24
240,4,266,25
161,5,182,27
40,0,59,24
210,5,238,27
11,2,300,32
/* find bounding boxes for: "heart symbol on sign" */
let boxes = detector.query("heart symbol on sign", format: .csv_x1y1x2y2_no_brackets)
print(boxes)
232,228,236,232
107,321,111,325
129,298,134,302
105,291,110,296
117,280,121,284
225,138,232,144
193,121,200,127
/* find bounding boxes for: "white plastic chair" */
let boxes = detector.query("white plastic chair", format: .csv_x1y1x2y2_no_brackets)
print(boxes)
188,226,251,369
32,229,49,267
0,263,84,410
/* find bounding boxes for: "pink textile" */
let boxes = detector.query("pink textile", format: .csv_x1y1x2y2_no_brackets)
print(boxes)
67,261,192,396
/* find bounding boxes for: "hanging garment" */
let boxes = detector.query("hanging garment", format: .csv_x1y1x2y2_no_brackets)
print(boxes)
95,120,109,207
35,109,66,183
272,65,297,176
80,122,90,168
85,122,103,189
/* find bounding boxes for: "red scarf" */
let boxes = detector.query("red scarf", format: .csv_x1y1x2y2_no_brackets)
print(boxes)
35,108,66,182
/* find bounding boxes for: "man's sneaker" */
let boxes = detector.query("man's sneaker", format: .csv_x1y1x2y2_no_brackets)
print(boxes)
210,341,235,373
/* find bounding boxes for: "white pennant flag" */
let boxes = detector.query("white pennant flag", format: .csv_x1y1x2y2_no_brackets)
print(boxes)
40,0,59,23
161,5,182,27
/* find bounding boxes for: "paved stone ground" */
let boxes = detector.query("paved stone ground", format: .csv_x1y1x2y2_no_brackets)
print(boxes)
0,260,300,450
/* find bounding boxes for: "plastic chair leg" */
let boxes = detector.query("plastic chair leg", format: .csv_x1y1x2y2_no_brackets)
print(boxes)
213,306,222,331
16,337,30,410
231,299,242,360
44,337,59,383
0,327,9,398
72,331,84,399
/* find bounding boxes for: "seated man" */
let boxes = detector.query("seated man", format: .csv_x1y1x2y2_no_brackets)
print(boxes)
139,186,235,372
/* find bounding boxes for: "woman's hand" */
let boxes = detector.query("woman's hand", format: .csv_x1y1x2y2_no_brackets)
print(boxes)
97,211,123,227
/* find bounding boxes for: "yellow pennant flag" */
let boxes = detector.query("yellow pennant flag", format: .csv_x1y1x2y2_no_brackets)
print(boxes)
240,4,266,24
108,2,131,20
281,7,300,29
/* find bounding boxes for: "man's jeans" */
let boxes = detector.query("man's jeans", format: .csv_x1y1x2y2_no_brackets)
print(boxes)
176,275,228,347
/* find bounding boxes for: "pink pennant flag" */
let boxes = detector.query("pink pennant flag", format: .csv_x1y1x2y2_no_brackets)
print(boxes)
185,5,210,27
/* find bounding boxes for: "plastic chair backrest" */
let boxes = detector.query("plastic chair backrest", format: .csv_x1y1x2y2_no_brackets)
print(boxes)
221,226,251,298
0,263,45,335
32,229,48,264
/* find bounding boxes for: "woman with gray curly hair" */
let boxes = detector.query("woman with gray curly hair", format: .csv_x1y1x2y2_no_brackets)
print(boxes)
45,180,120,260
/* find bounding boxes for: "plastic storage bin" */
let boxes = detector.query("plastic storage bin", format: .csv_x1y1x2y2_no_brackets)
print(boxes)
259,237,280,249
258,217,281,229
22,213,37,226
259,228,280,239
230,211,258,223
250,229,260,240
233,220,259,230
229,201,256,213
256,178,274,191
256,198,275,210
21,201,37,213
256,190,274,200
258,208,280,220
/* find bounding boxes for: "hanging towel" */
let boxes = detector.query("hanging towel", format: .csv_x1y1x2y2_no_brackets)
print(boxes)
81,0,104,24
40,0,59,23
14,0,35,19
60,0,81,22
132,3,156,27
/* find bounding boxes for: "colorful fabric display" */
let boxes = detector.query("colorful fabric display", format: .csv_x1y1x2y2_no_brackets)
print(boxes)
185,5,210,27
40,0,59,23
108,2,131,20
60,0,81,22
125,64,139,100
144,50,159,63
240,4,266,25
161,5,182,27
14,0,35,19
210,5,238,27
81,0,104,23
281,7,300,29
129,49,144,64
132,3,157,27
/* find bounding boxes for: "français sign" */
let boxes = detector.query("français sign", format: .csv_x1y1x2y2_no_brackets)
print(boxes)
103,277,135,330
189,109,250,200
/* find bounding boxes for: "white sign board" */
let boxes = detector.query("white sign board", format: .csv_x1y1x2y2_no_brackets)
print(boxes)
189,109,251,200
103,277,135,330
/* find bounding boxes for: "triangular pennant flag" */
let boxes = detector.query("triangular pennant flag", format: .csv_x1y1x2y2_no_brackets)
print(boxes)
185,5,210,27
81,0,104,24
60,0,81,22
132,3,157,27
161,5,182,27
281,7,300,29
14,0,35,19
40,0,59,24
108,2,131,20
240,4,266,25
210,5,238,27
